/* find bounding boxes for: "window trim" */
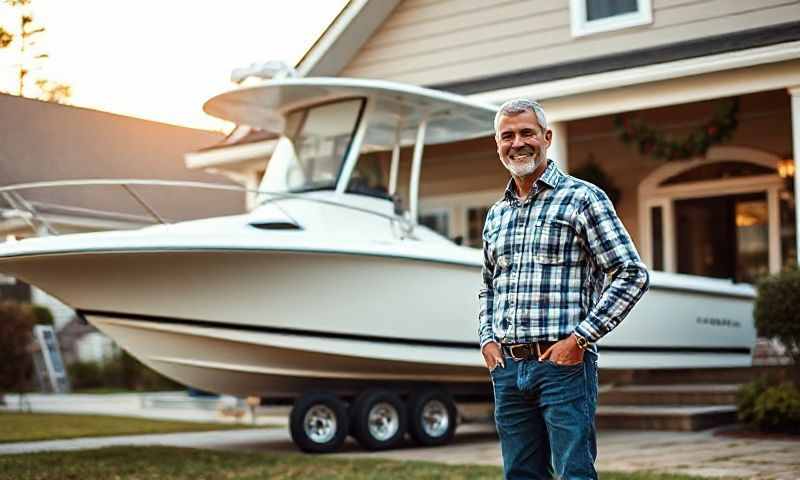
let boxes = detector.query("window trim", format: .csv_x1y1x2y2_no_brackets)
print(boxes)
637,146,784,277
570,0,653,38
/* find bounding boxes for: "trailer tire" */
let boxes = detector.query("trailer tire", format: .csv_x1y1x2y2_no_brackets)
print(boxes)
290,392,349,453
407,388,457,446
351,389,406,450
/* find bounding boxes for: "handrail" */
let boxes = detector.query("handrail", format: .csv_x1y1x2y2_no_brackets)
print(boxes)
0,179,415,236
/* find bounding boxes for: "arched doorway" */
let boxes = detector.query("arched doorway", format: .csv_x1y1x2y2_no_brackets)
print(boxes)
638,146,795,283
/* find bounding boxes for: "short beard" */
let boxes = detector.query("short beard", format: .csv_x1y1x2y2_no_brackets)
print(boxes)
501,151,544,178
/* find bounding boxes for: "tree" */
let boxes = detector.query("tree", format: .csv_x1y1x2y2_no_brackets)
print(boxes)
0,26,11,48
1,0,71,103
0,301,36,395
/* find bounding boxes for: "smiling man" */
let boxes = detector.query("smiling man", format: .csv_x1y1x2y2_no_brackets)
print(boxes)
479,99,650,479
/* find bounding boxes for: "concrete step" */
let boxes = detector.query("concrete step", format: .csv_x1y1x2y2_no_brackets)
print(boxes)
596,405,737,431
599,384,740,406
599,365,789,386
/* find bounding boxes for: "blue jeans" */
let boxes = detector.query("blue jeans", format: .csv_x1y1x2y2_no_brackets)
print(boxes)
490,349,599,480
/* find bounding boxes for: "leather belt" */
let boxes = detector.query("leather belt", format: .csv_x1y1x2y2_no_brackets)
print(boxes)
501,341,557,361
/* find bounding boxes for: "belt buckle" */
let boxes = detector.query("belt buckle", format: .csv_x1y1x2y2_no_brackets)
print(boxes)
509,344,529,360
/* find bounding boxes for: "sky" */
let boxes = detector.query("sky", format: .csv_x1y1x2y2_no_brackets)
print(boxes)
0,0,348,131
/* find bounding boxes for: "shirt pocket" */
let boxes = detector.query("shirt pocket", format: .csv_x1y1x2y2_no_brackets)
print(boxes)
532,219,577,265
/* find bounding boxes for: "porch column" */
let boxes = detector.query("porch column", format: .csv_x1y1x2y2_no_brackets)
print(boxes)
791,86,800,265
549,121,569,172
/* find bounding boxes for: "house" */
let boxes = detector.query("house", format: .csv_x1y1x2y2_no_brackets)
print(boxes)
0,93,246,335
192,0,800,285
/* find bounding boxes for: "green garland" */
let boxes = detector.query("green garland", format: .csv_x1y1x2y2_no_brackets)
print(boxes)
571,155,621,206
613,97,739,161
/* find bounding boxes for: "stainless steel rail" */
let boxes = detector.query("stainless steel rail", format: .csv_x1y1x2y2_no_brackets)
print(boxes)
0,179,415,236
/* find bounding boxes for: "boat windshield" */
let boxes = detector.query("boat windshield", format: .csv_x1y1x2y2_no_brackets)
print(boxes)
260,99,365,193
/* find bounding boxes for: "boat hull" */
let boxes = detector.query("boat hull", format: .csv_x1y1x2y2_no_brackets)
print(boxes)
0,248,757,397
87,314,490,398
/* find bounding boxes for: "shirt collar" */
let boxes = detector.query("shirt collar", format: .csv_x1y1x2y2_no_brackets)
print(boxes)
503,159,563,204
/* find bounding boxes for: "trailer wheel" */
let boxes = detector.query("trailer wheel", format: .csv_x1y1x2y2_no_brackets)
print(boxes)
407,388,457,446
351,389,406,450
290,392,349,453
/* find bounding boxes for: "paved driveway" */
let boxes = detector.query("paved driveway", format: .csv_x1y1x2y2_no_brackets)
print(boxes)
2,423,798,479
3,393,799,478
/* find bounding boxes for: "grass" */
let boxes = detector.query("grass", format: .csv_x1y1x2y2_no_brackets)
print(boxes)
0,412,257,443
69,387,139,394
0,446,729,480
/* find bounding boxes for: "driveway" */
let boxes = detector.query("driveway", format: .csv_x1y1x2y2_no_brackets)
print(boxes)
3,393,798,478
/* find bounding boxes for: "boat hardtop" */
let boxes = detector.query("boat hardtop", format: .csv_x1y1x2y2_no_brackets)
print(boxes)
204,76,497,145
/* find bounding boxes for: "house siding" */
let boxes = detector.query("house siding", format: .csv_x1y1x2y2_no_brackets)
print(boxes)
341,0,800,86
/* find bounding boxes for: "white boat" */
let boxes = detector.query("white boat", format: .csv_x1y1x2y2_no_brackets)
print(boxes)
0,77,756,452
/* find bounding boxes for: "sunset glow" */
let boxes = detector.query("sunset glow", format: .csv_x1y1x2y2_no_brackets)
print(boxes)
0,0,348,131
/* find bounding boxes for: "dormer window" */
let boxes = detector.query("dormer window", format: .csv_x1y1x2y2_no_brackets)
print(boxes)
570,0,653,37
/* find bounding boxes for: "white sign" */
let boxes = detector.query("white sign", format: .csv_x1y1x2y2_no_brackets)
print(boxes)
33,325,70,393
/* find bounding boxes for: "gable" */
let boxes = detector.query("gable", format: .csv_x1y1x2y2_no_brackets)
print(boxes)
339,0,800,88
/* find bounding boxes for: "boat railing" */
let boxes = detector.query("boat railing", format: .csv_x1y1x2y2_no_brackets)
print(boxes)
0,179,416,237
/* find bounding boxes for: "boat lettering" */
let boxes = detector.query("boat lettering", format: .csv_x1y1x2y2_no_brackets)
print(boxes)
696,316,741,328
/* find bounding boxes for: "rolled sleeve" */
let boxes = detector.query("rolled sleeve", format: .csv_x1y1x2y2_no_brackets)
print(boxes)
478,209,497,347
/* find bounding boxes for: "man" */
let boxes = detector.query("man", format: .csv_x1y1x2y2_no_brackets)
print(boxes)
478,99,649,479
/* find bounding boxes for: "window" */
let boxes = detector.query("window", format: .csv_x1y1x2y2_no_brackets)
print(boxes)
419,191,502,247
419,211,450,238
650,206,663,271
346,109,399,200
259,99,364,193
639,147,792,281
660,162,776,186
780,188,797,268
570,0,652,37
467,206,491,248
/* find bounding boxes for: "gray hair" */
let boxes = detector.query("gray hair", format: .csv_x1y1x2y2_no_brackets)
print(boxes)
494,98,548,134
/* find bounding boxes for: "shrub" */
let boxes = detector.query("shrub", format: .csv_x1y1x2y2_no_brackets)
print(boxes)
68,351,182,392
0,301,37,393
754,267,800,377
31,305,54,326
67,360,107,390
737,378,800,433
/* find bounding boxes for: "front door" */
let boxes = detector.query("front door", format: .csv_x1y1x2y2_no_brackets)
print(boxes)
675,192,769,283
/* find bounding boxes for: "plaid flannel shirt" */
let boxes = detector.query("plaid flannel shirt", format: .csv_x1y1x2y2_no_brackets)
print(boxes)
478,159,649,348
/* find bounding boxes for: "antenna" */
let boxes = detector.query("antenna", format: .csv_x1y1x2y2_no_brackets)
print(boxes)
230,61,299,84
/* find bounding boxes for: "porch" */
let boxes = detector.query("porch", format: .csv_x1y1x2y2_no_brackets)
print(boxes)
417,87,799,285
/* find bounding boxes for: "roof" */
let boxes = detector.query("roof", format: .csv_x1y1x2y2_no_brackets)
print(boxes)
295,0,402,77
0,94,245,222
196,126,278,152
293,2,800,98
434,21,800,95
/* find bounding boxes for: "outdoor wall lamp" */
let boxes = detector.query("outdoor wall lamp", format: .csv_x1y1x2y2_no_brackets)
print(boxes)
778,157,795,178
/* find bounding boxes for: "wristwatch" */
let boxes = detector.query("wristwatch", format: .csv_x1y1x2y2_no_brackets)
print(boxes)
573,332,591,351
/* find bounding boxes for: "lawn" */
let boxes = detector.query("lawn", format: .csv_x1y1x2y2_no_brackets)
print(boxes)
0,411,255,443
0,446,729,480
